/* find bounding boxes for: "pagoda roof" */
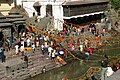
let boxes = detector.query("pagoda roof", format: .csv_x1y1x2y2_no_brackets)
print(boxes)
8,18,26,22
0,11,6,19
13,21,26,24
62,0,109,6
6,15,23,18
0,11,3,16
0,23,13,27
8,7,20,15
0,16,6,19
33,1,41,7
0,19,10,23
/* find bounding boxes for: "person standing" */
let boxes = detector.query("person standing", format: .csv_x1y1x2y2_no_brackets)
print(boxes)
24,55,28,67
26,38,30,47
41,44,45,55
0,47,5,63
32,43,35,53
48,46,53,57
15,44,19,55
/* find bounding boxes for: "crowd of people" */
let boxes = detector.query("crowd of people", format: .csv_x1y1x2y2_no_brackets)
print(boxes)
0,22,107,63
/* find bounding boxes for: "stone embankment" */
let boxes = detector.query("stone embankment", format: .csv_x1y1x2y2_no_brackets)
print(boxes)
0,49,61,80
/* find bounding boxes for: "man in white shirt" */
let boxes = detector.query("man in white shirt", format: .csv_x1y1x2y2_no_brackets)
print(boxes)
48,46,53,57
41,44,45,55
27,38,30,47
15,44,19,55
59,50,64,59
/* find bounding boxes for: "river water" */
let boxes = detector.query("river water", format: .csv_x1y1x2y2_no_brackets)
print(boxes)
27,44,120,80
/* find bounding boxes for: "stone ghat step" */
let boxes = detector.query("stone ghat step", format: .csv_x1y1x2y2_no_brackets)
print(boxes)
0,74,6,80
7,70,30,80
28,54,43,59
46,64,58,71
30,63,58,77
28,58,53,66
7,69,29,76
1,77,9,80
17,74,30,80
29,62,57,72
30,61,56,72
27,52,42,56
28,61,53,69
29,62,57,73
28,58,52,66
0,70,5,75
0,68,4,71
28,56,45,62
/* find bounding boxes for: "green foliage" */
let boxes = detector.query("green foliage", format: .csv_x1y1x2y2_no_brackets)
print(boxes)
110,0,120,10
118,9,120,17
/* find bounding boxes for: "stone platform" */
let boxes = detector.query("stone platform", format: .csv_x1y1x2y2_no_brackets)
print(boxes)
0,49,61,80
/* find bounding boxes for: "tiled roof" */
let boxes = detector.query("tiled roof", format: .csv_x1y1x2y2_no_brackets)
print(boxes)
0,11,6,19
0,12,3,16
0,19,10,23
62,0,109,6
8,18,26,22
33,1,41,6
13,21,26,24
8,7,20,15
0,23,13,27
6,15,23,18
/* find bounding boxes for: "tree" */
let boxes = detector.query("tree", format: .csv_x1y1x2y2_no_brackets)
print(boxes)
110,0,120,10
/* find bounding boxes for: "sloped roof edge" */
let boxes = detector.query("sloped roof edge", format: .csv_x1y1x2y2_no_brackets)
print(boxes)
62,0,109,6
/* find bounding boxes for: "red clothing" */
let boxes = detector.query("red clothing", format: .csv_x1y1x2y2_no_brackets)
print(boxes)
117,64,120,69
88,47,93,54
29,26,33,33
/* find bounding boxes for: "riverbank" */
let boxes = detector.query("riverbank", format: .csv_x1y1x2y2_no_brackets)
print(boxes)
26,44,120,80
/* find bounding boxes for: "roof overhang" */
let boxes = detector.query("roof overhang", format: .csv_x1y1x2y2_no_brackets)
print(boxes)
6,15,23,18
62,0,109,6
13,21,26,24
9,18,26,22
0,23,13,27
63,11,104,19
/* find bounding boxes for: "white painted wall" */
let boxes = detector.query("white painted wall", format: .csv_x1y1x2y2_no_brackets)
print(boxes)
16,0,64,30
53,5,63,30
22,2,37,17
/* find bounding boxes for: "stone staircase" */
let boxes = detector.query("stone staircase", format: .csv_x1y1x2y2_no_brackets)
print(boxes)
0,57,29,80
0,68,6,80
1,48,61,80
27,51,60,77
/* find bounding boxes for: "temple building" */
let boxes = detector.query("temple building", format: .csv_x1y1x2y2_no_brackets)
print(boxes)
0,12,13,38
20,0,109,30
0,0,14,15
0,9,26,38
0,0,109,30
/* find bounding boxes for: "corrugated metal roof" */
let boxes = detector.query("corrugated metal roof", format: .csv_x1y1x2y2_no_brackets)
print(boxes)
62,0,109,6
